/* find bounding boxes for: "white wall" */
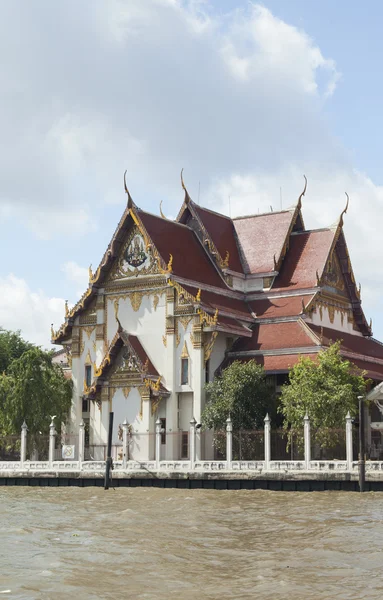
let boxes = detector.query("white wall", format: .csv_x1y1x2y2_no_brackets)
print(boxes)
309,305,363,336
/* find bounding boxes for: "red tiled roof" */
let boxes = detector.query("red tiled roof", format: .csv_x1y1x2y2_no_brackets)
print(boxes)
192,204,244,273
138,210,226,289
249,294,314,319
128,335,159,376
253,353,319,372
308,325,383,361
215,315,252,336
232,321,318,352
182,284,252,320
233,210,295,274
274,229,335,290
349,359,383,381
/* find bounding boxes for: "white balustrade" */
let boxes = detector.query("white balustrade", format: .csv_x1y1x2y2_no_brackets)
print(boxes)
226,417,232,469
189,417,196,469
20,421,28,466
304,413,311,469
49,418,56,467
78,420,85,465
264,414,271,470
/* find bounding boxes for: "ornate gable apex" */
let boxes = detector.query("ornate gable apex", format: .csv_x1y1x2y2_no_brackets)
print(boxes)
52,204,172,343
332,228,371,336
313,202,371,336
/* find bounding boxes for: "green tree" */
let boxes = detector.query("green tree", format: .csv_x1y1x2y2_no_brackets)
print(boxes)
0,328,34,373
202,360,274,430
0,347,72,438
279,341,368,449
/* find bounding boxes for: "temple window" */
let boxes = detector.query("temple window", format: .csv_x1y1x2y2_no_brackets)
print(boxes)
85,365,92,387
181,358,189,385
82,398,89,413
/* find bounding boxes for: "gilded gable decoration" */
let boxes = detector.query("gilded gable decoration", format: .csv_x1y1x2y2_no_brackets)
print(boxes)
110,227,158,280
204,331,218,363
181,341,190,358
83,326,95,339
322,251,346,294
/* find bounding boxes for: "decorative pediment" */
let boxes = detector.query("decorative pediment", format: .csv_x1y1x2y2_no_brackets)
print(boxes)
109,226,160,280
322,251,347,297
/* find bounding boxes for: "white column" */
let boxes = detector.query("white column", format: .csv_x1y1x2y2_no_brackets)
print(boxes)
264,413,271,470
189,417,196,469
20,421,27,466
192,346,204,461
78,420,85,466
49,418,56,467
155,418,162,469
304,413,311,469
122,419,129,468
226,417,233,469
346,411,353,472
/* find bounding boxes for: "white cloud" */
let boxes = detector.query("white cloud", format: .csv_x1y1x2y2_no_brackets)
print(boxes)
0,275,65,348
221,5,340,96
0,1,382,338
61,261,89,298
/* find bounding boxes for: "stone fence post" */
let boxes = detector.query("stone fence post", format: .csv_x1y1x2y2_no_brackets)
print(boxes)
122,419,129,469
226,417,232,469
20,421,28,466
304,413,311,469
49,418,56,467
345,411,353,472
78,420,85,466
189,417,196,469
155,418,162,469
264,414,271,470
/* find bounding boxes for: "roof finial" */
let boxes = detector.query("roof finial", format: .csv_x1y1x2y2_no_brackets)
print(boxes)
181,168,191,203
297,175,307,209
370,317,373,330
340,192,349,226
124,170,133,209
159,200,167,219
301,299,306,314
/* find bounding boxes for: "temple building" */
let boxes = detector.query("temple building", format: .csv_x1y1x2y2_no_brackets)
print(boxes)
52,175,383,460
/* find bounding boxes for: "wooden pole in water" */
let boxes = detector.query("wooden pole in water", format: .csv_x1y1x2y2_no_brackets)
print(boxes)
104,412,114,490
358,397,365,493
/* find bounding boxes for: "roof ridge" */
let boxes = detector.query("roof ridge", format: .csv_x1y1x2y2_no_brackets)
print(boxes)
233,208,294,221
136,207,192,230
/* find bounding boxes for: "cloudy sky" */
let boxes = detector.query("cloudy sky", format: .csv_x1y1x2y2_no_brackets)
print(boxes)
1,0,383,347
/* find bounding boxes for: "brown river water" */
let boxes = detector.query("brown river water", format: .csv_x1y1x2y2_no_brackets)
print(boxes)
1,488,383,599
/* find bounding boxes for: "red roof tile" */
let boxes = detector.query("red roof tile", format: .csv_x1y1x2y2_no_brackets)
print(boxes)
128,335,159,376
192,204,244,273
308,325,383,361
249,294,314,319
253,353,319,372
233,210,295,274
138,210,226,289
232,321,317,352
349,359,383,380
182,284,252,320
274,229,335,290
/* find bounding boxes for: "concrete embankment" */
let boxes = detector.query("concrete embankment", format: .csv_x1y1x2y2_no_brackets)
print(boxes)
1,469,383,491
